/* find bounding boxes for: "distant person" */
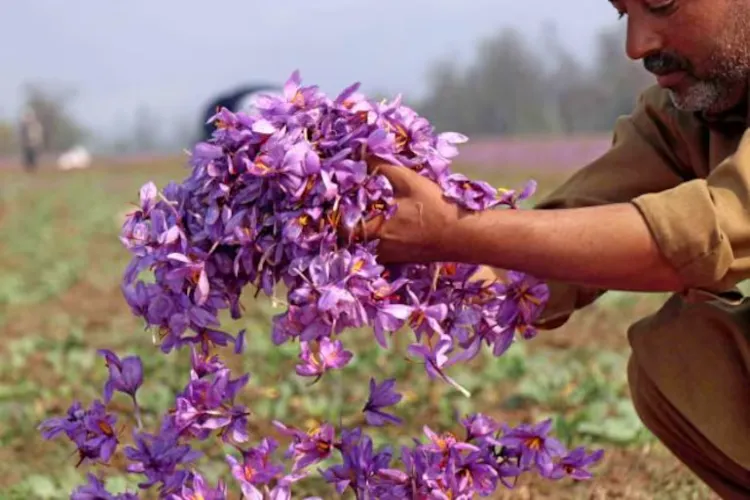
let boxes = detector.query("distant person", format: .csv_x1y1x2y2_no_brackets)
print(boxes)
18,107,44,172
359,1,750,498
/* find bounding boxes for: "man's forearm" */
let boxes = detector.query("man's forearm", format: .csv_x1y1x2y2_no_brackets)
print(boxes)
444,202,685,292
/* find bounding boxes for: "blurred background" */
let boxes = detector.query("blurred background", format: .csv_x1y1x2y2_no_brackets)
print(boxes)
0,0,651,167
0,1,719,499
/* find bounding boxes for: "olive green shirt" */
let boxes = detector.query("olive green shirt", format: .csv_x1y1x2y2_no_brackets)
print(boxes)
534,84,750,328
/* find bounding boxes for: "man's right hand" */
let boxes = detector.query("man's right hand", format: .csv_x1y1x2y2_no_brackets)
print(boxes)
357,160,466,264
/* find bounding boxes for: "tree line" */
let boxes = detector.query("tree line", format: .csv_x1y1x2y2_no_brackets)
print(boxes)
416,23,652,136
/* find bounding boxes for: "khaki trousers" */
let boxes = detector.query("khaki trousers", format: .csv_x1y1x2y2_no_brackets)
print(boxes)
627,294,750,499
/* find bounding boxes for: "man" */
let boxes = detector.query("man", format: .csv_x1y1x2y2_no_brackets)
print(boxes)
18,107,44,172
365,0,750,497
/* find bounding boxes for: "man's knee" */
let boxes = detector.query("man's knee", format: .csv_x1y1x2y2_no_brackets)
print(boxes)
627,297,750,466
627,352,750,498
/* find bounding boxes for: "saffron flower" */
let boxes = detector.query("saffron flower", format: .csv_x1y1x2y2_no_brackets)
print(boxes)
496,418,567,476
97,350,144,403
363,378,402,426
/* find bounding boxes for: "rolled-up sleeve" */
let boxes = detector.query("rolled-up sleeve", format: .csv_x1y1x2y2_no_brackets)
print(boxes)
532,86,693,328
632,128,750,291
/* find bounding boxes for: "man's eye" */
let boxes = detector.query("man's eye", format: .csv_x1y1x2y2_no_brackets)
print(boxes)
646,0,676,14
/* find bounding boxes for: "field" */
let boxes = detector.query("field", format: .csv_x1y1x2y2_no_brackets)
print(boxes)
0,152,720,499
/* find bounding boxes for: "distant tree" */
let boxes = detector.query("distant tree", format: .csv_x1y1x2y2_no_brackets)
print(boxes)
131,104,161,153
415,22,652,137
170,112,200,152
591,24,653,129
417,58,474,133
418,28,551,136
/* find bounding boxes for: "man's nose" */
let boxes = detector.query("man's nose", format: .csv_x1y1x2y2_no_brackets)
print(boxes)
626,18,664,60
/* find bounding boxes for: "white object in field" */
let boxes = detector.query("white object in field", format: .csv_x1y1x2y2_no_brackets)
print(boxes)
57,145,92,170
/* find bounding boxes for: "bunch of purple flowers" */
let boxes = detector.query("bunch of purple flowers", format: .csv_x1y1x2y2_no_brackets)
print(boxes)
38,72,604,498
119,70,546,394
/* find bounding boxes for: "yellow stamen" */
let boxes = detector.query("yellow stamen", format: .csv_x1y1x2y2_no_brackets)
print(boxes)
243,464,256,481
525,436,543,451
254,160,270,172
326,208,341,228
394,124,409,150
316,440,331,454
308,341,326,369
158,326,170,341
441,263,458,276
524,294,542,306
410,310,426,327
292,91,305,107
97,421,114,436
373,286,391,300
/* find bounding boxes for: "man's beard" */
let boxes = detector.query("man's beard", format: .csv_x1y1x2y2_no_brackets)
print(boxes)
644,51,747,113
667,79,739,113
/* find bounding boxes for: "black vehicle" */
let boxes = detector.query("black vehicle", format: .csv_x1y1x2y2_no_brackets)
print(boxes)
200,84,281,141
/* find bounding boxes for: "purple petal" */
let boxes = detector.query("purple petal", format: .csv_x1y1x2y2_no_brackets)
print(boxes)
252,119,276,134
195,269,210,305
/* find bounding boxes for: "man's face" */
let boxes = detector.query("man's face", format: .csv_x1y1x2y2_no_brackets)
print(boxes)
611,0,750,113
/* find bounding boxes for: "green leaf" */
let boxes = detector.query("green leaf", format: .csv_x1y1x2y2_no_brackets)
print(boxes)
105,475,140,494
20,475,59,499
138,384,176,414
0,381,39,401
577,415,643,444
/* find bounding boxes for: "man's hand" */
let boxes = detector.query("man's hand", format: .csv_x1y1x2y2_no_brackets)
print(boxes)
360,161,686,293
361,161,465,263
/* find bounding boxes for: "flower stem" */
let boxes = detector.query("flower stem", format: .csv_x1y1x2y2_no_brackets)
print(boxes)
131,394,144,430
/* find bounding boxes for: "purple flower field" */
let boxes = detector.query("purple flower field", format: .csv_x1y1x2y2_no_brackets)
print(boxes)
455,135,611,172
0,134,612,173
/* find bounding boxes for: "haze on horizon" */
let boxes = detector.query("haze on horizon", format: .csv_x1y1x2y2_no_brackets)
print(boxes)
0,1,622,135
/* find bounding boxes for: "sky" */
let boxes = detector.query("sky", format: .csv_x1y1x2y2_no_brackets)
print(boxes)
0,0,620,137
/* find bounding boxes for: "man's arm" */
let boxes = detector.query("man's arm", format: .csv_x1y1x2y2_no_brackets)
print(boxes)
367,86,715,325
445,202,684,292
367,161,683,292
